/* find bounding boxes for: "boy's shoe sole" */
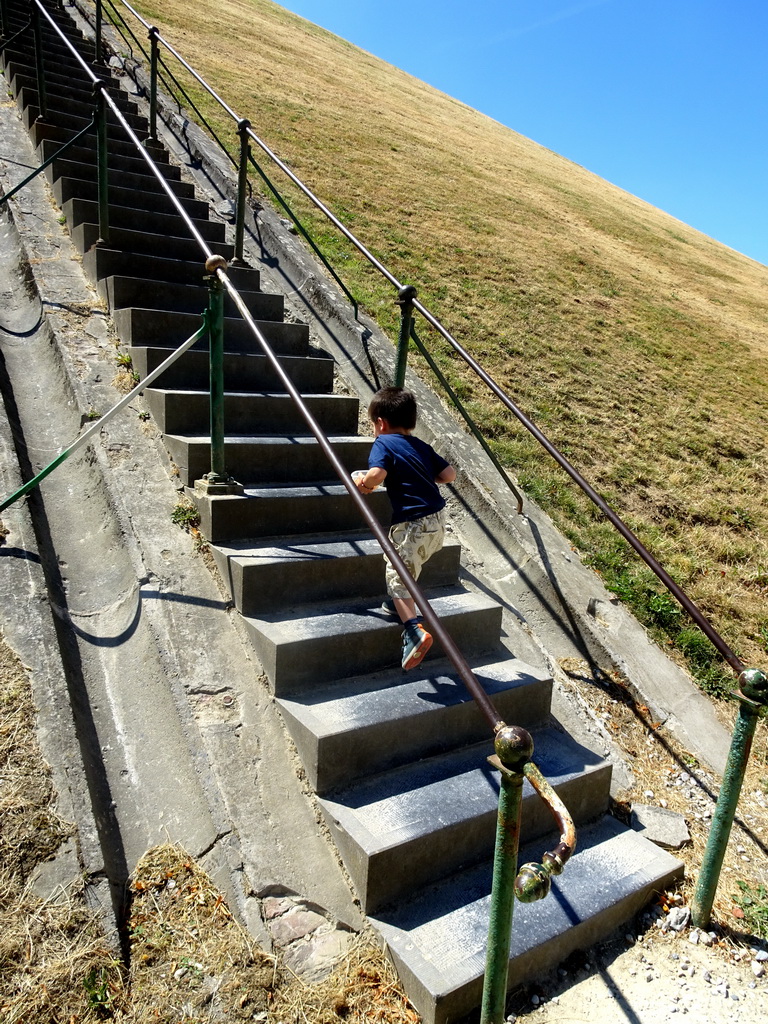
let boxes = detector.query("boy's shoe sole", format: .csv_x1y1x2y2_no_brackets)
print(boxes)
401,625,433,671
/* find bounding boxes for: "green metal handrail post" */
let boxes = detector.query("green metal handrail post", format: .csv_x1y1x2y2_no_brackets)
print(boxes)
394,284,417,387
94,0,103,64
480,726,533,1024
206,257,227,482
691,668,768,928
234,118,251,263
146,25,158,143
94,81,109,244
0,0,8,37
32,3,47,120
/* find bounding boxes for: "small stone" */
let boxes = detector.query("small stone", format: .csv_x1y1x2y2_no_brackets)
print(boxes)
666,907,691,932
174,967,188,980
688,930,700,945
530,995,540,1006
755,950,768,962
752,962,765,978
646,972,654,982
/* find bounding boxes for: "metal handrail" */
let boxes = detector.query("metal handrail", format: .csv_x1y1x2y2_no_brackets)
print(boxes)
7,0,509,736
102,0,744,681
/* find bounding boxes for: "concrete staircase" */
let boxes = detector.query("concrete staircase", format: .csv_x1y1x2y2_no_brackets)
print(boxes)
1,4,683,1021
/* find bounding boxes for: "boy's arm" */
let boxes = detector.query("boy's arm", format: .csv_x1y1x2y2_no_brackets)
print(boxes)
435,464,456,484
357,467,387,493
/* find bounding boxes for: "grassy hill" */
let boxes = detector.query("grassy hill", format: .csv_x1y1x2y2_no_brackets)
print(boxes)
124,0,768,694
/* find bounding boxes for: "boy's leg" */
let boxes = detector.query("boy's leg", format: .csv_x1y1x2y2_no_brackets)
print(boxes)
385,514,445,670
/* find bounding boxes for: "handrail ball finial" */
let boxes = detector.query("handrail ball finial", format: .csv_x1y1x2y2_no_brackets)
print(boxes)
494,725,534,773
205,254,228,274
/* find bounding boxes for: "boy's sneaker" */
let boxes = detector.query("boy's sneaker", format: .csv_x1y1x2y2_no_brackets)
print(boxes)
401,622,432,671
380,598,420,619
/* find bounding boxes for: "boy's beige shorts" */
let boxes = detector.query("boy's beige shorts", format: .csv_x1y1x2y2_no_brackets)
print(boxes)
385,511,445,599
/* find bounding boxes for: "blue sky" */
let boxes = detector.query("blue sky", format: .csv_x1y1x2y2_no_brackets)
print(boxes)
275,0,768,268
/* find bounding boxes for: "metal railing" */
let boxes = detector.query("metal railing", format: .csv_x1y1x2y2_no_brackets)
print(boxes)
84,13,768,935
0,7,572,1020
3,1,765,1016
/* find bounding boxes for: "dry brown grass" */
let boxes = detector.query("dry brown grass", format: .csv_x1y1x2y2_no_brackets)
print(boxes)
114,0,768,688
0,631,418,1021
0,634,120,1023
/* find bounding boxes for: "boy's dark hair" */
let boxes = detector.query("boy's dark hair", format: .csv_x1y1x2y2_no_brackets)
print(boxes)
368,387,418,430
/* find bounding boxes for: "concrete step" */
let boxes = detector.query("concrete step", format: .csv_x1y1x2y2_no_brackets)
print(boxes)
75,227,231,264
320,726,612,913
41,152,190,193
30,118,170,165
191,480,392,542
103,275,278,317
241,587,504,693
277,656,553,794
145,389,359,436
19,94,150,139
373,815,684,1024
130,347,333,394
37,137,177,179
51,175,210,221
9,68,140,115
212,532,462,615
114,307,306,354
166,433,370,488
61,198,224,244
16,85,149,133
84,249,259,291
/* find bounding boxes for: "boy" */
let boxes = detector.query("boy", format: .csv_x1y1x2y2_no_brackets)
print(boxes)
355,387,456,671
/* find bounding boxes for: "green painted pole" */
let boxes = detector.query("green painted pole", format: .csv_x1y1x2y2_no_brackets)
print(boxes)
691,669,768,929
206,259,227,482
234,119,251,263
480,726,534,1024
94,0,102,64
95,82,109,245
0,0,8,37
394,285,416,388
32,5,47,121
147,26,159,144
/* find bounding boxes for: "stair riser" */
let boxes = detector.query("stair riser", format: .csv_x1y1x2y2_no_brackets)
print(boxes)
16,85,147,132
248,603,504,694
195,490,391,544
19,92,150,137
84,249,260,291
131,348,333,395
75,226,232,263
9,69,139,114
329,763,612,914
37,138,177,178
168,436,371,488
219,541,461,616
113,307,306,355
52,175,210,220
281,674,553,794
104,276,278,318
146,391,359,437
42,154,189,192
62,198,225,244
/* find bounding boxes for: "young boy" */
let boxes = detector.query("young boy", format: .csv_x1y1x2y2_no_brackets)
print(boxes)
355,387,456,671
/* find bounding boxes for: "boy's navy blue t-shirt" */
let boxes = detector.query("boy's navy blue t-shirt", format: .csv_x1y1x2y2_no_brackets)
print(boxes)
368,432,449,525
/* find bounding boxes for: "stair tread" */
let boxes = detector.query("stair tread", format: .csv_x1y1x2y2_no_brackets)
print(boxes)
243,586,496,637
371,816,683,1023
277,657,548,739
320,726,606,853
